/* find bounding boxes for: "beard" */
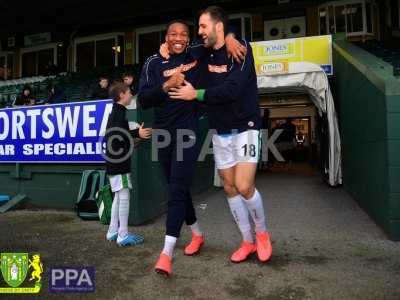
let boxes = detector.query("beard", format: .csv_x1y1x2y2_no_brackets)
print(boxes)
205,27,217,48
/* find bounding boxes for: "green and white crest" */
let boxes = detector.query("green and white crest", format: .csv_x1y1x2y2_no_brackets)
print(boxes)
1,253,29,288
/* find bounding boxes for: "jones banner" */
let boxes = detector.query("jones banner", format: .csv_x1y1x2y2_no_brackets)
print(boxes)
251,35,333,76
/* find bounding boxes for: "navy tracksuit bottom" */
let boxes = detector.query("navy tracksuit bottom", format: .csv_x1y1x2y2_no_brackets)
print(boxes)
157,119,199,238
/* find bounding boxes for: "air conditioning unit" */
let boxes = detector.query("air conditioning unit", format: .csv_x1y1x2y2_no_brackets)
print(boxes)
285,16,306,38
264,16,305,40
264,19,286,40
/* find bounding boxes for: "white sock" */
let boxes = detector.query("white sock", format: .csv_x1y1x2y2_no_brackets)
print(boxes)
190,221,203,236
242,189,267,233
108,192,119,234
227,195,253,243
117,188,130,238
162,235,177,257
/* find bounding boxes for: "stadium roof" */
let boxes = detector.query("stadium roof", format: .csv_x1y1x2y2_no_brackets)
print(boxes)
0,0,322,36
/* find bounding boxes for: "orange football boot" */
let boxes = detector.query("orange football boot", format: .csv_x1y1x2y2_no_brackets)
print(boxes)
155,253,172,276
255,231,272,262
184,233,205,256
230,241,256,263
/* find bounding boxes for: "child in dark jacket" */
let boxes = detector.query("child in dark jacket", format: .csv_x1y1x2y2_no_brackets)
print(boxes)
105,82,152,246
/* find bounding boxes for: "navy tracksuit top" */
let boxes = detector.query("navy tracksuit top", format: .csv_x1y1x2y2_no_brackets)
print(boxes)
137,44,205,129
200,40,261,135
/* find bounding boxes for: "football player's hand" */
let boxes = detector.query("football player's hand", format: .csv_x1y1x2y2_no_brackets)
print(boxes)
168,80,196,101
159,42,170,59
225,33,246,63
162,65,185,92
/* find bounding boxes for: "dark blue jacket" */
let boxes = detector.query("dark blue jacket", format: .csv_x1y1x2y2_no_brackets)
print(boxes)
137,44,206,129
200,40,261,134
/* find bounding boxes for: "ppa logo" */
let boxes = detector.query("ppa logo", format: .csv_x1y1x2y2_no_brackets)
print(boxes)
49,267,95,293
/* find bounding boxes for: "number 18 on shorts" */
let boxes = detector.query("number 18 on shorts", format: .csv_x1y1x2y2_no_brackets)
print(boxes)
212,130,260,170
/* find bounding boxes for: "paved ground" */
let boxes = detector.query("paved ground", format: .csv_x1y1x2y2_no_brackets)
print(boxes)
1,171,400,300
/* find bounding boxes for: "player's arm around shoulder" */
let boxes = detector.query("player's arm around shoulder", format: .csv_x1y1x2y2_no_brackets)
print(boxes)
233,39,255,73
187,35,246,63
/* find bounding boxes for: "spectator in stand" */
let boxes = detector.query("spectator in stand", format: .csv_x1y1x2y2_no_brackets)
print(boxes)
14,85,36,106
47,84,65,104
92,75,111,100
122,72,135,94
122,71,139,110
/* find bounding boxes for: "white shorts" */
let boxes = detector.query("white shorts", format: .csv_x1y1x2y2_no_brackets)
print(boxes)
108,173,132,192
212,130,260,170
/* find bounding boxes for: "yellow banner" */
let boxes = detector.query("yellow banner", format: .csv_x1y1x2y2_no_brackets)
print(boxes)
251,35,333,75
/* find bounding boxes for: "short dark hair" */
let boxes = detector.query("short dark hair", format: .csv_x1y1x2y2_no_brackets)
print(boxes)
109,82,129,102
122,72,133,79
199,6,228,32
166,19,190,32
99,74,109,81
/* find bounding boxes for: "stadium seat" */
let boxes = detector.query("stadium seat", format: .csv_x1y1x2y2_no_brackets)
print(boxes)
0,64,141,105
